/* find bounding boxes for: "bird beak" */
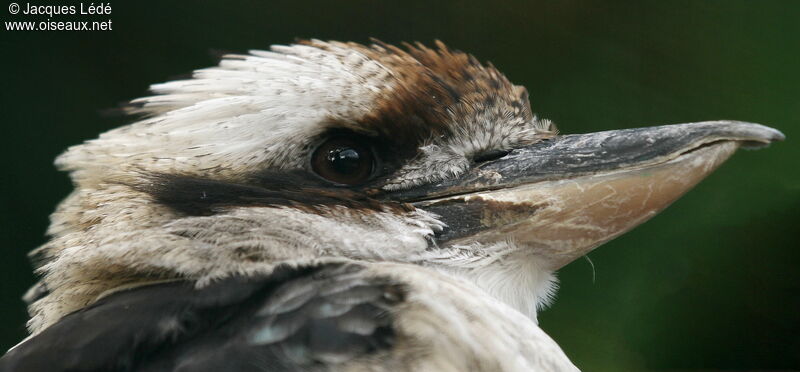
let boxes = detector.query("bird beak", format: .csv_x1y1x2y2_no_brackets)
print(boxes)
393,121,784,270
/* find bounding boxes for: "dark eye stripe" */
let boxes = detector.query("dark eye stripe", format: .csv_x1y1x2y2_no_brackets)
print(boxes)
473,149,510,163
137,170,413,216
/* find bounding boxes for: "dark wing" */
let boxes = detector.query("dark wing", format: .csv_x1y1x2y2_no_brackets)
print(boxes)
0,262,405,372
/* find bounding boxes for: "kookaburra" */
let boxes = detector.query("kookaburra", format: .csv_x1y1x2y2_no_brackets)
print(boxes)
0,40,784,371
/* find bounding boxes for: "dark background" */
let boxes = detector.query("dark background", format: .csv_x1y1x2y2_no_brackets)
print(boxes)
1,1,798,370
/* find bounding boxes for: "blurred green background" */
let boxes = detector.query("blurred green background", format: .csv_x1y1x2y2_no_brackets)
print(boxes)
1,1,798,370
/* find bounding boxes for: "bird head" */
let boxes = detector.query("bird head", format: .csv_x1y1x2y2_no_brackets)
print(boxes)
27,40,784,333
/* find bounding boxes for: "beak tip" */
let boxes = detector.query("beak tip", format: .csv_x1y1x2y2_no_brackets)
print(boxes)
717,120,786,148
767,128,786,143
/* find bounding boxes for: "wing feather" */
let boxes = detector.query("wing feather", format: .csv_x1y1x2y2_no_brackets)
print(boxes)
0,262,403,372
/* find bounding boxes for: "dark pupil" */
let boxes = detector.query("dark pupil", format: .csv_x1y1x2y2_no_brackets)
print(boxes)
327,147,362,174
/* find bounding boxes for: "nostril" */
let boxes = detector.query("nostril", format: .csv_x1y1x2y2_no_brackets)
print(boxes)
473,149,510,163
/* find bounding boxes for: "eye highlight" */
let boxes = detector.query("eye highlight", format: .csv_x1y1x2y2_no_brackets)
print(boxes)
311,136,376,186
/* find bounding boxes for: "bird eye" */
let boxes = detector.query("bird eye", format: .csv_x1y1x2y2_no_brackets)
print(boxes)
311,137,376,185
